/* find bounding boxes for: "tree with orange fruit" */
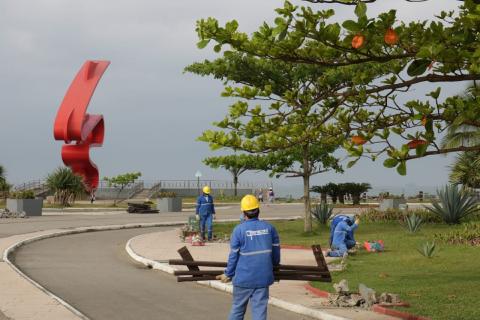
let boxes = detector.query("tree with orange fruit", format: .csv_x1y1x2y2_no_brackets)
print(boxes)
194,0,480,175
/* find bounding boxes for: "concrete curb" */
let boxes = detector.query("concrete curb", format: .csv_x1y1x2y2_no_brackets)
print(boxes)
126,231,349,320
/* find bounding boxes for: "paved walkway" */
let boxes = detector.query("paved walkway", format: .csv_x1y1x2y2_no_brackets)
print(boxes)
129,229,395,320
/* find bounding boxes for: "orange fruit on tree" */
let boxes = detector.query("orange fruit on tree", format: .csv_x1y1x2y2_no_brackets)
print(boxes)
407,139,427,149
421,116,427,126
351,34,365,49
384,28,398,45
351,135,367,145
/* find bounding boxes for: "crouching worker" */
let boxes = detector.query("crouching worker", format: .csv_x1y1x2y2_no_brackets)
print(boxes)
216,195,280,320
327,215,360,258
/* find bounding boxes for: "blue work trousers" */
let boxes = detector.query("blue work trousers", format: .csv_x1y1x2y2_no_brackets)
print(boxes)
200,214,213,240
228,286,269,320
346,239,356,249
328,243,348,257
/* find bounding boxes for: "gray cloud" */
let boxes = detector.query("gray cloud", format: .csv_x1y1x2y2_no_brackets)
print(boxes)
0,0,462,195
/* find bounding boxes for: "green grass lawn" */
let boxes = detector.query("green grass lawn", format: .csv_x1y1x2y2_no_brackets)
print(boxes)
214,219,480,320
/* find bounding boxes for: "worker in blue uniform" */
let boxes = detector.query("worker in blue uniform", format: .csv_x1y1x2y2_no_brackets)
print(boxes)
327,215,360,257
195,186,216,241
216,195,280,320
329,215,357,250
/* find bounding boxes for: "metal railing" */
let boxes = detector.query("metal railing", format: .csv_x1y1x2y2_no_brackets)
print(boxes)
125,181,145,199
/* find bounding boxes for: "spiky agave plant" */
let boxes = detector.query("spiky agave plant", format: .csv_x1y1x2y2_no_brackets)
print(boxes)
425,185,479,224
404,214,423,233
417,241,437,258
310,203,334,225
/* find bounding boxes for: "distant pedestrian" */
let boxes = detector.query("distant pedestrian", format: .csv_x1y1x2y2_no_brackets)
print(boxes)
195,186,216,241
268,187,275,203
90,190,96,204
257,189,263,203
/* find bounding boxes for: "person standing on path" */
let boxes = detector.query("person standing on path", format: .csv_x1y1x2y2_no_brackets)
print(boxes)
195,186,216,241
267,187,275,203
216,195,281,320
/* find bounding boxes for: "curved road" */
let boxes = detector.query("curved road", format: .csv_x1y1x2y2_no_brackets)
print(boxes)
12,227,313,320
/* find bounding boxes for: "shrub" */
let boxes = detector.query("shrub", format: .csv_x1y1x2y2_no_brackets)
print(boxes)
9,190,35,199
426,185,479,224
417,241,437,258
46,167,84,207
404,214,423,233
434,222,480,246
361,208,440,223
311,203,334,225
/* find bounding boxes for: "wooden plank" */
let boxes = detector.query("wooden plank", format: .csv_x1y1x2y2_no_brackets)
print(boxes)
169,259,325,272
174,270,224,276
174,270,329,277
311,244,332,281
177,276,218,282
169,259,227,268
177,246,200,272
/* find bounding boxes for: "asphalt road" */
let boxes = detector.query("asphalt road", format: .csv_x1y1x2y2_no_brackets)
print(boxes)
0,203,310,238
12,227,314,320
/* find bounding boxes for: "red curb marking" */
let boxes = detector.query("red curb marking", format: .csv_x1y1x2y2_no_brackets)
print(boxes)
372,305,430,320
304,284,330,298
281,245,311,250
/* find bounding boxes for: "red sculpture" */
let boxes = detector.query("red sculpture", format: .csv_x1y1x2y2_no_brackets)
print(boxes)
53,60,110,192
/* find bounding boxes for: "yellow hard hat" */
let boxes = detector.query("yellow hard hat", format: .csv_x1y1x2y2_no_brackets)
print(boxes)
241,194,260,211
202,186,211,194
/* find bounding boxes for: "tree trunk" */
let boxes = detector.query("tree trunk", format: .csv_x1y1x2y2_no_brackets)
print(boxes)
233,175,238,197
352,193,361,205
331,195,338,204
303,174,312,232
339,193,345,204
321,192,327,203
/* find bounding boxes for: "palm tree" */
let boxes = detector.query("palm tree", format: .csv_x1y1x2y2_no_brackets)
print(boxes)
46,167,85,207
449,152,480,189
0,165,8,200
441,124,480,150
343,182,372,205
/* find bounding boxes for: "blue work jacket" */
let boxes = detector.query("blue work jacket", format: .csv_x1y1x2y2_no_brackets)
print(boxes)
331,220,358,248
225,218,280,288
196,194,215,216
330,215,356,246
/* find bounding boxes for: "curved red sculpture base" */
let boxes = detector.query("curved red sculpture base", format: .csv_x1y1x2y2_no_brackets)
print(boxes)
53,61,110,192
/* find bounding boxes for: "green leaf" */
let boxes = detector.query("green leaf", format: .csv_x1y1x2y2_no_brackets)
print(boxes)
428,87,441,99
213,44,222,53
383,158,398,168
355,2,367,18
407,59,431,77
197,39,210,49
415,143,428,156
347,158,359,168
396,161,407,176
342,20,360,32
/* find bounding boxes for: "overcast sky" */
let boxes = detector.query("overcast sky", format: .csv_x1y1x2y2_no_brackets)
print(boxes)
0,0,465,195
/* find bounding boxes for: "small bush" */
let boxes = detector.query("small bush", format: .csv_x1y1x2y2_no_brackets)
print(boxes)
311,203,334,225
361,208,440,223
9,190,35,199
417,241,437,258
434,222,480,246
404,214,423,233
